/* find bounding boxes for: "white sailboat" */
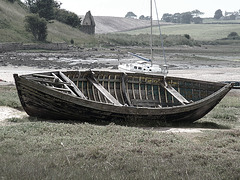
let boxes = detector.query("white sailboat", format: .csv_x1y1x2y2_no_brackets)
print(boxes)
118,0,167,74
118,52,163,73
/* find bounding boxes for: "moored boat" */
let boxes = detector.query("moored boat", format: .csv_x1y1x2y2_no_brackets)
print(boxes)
14,69,232,125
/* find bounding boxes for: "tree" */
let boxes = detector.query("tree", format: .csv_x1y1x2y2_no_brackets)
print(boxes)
192,17,203,24
25,0,55,20
125,12,137,18
139,15,145,20
161,13,173,22
54,8,82,28
214,9,223,19
172,13,181,23
25,0,37,13
180,12,192,24
191,9,204,17
139,15,150,20
24,14,48,41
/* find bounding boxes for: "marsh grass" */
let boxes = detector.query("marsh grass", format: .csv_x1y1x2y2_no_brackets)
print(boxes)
0,86,240,179
1,119,240,180
0,85,21,108
199,95,240,128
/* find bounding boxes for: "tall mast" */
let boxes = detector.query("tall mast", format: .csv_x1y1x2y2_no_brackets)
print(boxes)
150,0,153,66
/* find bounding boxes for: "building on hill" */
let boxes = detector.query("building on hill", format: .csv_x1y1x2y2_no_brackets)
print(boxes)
79,11,95,34
223,11,240,20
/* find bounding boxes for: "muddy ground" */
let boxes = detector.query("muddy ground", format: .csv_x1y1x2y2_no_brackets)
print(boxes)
1,44,240,82
1,44,240,70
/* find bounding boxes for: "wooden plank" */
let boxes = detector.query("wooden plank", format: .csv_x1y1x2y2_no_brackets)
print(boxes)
161,82,190,105
131,99,160,107
33,74,55,79
132,83,136,99
121,73,132,106
58,71,87,99
114,75,119,102
27,77,71,86
139,77,142,100
52,73,76,96
48,86,71,92
87,75,122,106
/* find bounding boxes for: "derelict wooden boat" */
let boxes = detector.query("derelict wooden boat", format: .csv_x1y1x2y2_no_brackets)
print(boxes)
14,70,232,125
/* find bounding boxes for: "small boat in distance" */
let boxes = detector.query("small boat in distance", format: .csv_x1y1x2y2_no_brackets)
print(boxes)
118,52,163,74
118,60,162,73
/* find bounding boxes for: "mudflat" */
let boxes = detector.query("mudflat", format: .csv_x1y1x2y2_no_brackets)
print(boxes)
1,44,240,83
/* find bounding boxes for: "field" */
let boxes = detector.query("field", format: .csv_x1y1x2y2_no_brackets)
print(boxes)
0,85,240,179
124,24,240,41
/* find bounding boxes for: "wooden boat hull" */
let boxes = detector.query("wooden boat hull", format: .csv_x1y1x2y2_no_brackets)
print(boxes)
14,70,232,125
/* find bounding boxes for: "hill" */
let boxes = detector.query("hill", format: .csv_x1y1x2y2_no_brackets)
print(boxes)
0,0,95,45
0,0,30,42
94,16,171,34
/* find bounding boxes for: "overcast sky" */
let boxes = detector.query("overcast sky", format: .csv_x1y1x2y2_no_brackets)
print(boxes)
58,0,239,18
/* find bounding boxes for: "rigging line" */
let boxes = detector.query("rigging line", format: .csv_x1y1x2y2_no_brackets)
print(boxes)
153,0,168,75
150,0,153,66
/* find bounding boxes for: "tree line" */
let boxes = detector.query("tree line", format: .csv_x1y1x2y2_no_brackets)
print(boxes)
125,10,204,24
161,10,204,24
126,8,240,23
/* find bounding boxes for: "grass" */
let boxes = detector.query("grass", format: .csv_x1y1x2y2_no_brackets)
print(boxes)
0,0,96,46
0,85,240,179
203,18,240,24
124,24,240,41
97,33,199,47
1,118,240,179
0,0,32,43
0,85,21,108
197,95,240,128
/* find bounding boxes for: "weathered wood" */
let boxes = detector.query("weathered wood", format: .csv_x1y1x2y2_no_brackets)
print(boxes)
52,73,76,97
87,75,122,106
161,82,190,105
58,71,87,99
121,73,132,106
131,99,160,107
33,74,55,79
47,86,71,92
27,77,71,86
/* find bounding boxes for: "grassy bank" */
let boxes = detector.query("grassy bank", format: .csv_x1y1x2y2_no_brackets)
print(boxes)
0,86,240,179
0,0,95,46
